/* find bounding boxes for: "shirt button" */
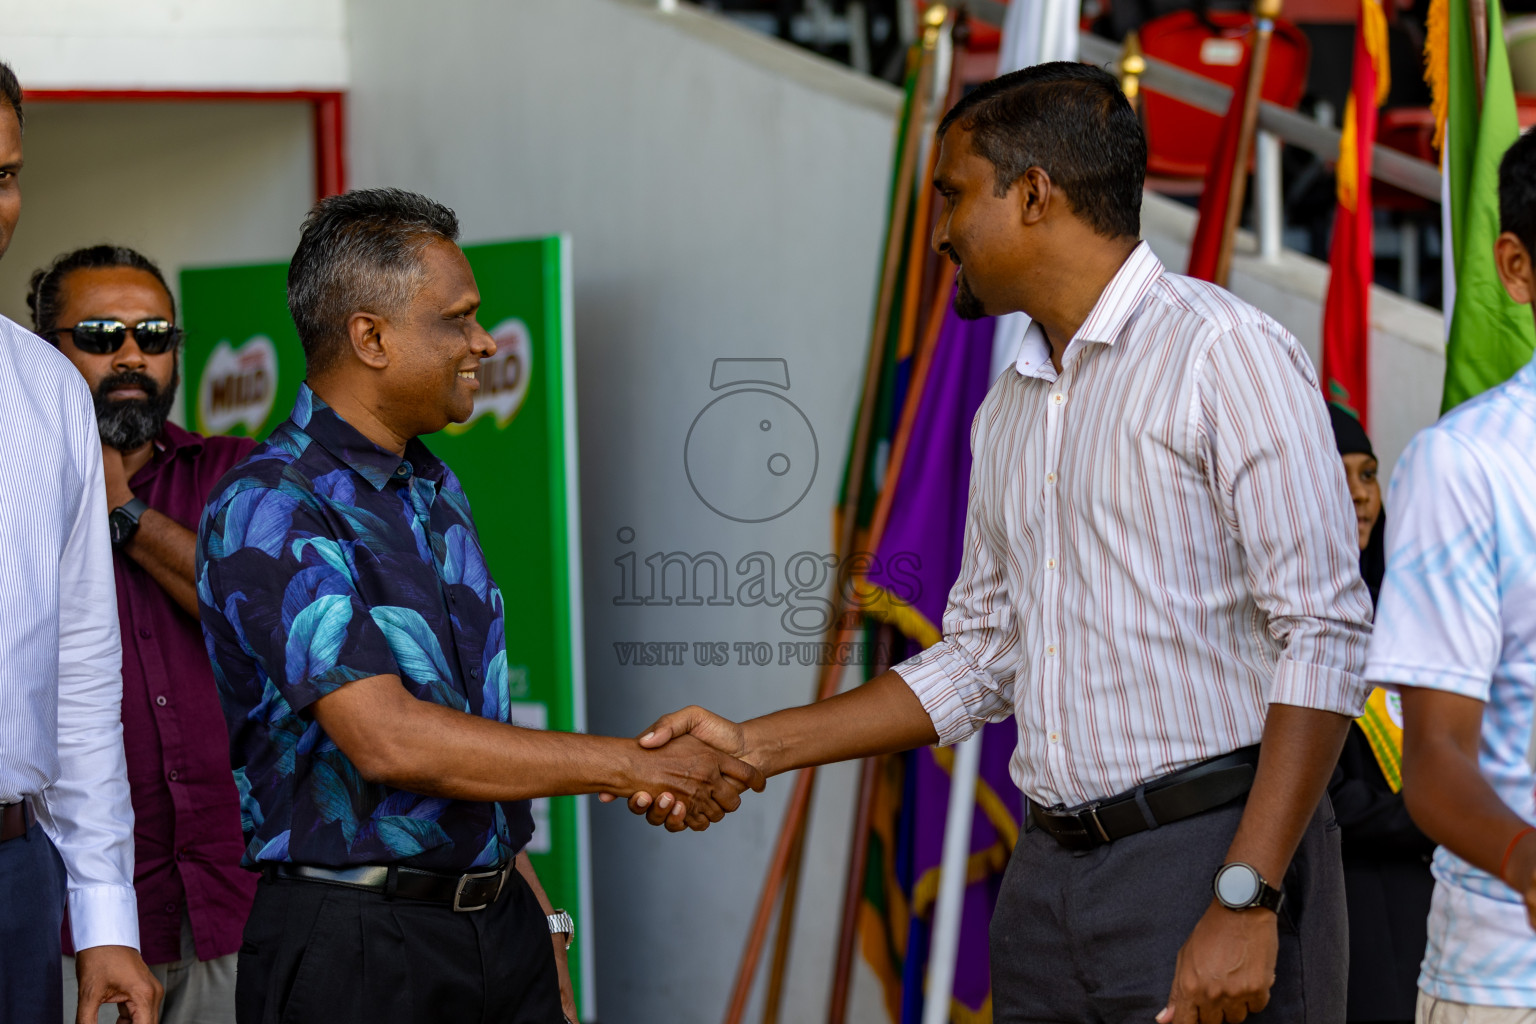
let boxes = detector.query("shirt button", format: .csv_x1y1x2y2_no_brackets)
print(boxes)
1045,472,1057,484
176,848,188,862
1048,731,1061,744
155,695,167,707
1045,645,1058,657
395,464,409,477
164,903,176,914
1052,393,1065,406
138,628,151,639
470,668,481,679
1045,558,1057,570
167,770,179,782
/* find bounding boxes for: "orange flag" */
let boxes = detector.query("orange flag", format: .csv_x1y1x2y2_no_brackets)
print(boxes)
1320,0,1390,426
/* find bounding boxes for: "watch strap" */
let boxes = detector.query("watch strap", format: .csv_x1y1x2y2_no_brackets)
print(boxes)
115,496,149,522
547,909,574,950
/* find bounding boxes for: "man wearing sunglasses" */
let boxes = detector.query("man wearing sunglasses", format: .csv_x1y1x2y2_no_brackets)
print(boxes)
0,62,162,1024
29,245,257,1024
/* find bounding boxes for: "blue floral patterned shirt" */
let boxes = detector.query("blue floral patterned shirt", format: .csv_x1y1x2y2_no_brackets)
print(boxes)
197,384,534,872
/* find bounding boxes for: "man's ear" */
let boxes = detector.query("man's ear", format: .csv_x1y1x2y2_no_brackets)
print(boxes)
1015,166,1054,228
1494,231,1535,306
345,311,390,370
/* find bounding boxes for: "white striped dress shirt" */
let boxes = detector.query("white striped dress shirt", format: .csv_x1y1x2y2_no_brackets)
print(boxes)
0,314,137,951
895,243,1373,808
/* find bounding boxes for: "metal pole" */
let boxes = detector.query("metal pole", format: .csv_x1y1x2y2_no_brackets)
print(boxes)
1255,129,1283,261
920,735,983,1024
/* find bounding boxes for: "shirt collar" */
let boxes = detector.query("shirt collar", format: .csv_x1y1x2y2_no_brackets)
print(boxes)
1013,241,1165,380
291,383,444,491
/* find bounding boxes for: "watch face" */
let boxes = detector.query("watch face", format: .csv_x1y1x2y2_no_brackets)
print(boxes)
1215,864,1261,907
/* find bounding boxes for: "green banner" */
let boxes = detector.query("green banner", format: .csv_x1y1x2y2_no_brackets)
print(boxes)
181,236,595,1018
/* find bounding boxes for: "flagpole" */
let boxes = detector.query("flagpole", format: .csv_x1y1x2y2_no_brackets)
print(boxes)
1469,0,1488,105
921,734,984,1024
1214,0,1283,287
825,262,955,1024
721,11,949,1023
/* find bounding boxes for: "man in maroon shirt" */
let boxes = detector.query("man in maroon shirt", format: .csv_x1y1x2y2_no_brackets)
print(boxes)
29,245,256,1023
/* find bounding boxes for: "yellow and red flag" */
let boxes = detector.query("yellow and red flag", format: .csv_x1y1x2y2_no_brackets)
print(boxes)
1320,0,1390,426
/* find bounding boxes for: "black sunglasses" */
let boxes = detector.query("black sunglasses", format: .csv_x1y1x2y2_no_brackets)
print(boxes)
53,319,183,356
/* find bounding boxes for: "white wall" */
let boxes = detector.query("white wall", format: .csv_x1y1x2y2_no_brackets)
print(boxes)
0,100,314,324
0,0,348,90
344,1,902,1021
1140,193,1446,486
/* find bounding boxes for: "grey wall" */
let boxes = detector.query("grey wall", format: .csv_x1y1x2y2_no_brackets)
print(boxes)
345,1,901,1020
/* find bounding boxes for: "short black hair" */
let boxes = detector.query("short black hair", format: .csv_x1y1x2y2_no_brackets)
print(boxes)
287,187,461,375
1500,129,1536,258
28,245,176,338
0,60,21,131
937,62,1145,239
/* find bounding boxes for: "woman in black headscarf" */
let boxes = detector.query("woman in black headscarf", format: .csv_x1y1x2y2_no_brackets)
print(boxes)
1327,405,1435,1024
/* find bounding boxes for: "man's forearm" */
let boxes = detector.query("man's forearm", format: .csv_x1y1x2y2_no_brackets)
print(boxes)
121,509,199,618
1223,704,1352,884
1399,687,1525,880
741,670,939,777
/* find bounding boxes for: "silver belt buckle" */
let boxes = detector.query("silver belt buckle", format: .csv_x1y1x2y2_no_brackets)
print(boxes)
452,864,508,913
1080,802,1111,843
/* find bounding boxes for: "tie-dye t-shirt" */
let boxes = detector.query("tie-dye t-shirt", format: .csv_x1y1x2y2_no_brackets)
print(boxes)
1366,358,1536,1008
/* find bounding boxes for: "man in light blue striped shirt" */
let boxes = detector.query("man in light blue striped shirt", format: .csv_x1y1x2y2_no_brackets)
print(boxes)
1369,130,1536,1023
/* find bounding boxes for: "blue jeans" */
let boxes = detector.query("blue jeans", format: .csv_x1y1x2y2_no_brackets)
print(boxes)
0,820,67,1024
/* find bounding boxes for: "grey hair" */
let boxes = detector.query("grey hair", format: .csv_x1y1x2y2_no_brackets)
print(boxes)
286,187,460,375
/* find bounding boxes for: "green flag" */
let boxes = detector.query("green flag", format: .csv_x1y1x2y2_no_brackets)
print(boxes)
1442,0,1536,411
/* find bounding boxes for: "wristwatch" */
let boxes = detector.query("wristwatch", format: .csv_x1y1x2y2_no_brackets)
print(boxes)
1212,862,1284,913
547,908,574,950
108,497,150,548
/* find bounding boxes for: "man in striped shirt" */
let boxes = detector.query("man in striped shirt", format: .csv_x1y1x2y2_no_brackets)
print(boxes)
627,62,1372,1023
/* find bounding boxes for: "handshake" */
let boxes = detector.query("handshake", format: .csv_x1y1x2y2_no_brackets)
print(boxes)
599,706,768,833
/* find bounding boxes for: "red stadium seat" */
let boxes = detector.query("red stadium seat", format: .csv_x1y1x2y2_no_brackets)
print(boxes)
1140,10,1312,182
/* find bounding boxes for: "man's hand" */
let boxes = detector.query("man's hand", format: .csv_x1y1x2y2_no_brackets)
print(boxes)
600,706,759,827
1157,904,1277,1024
620,731,764,831
99,444,134,509
75,945,162,1024
553,937,578,1022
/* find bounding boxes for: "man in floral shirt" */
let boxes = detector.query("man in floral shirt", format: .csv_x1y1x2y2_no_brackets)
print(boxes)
198,188,762,1024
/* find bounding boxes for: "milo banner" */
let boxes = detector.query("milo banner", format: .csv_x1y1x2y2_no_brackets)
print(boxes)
180,237,595,1018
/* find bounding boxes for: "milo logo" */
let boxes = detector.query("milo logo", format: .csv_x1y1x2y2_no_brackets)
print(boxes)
449,317,532,433
198,336,277,436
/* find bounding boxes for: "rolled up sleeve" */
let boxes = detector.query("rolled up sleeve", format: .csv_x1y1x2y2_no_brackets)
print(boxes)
893,419,1020,744
1198,323,1374,717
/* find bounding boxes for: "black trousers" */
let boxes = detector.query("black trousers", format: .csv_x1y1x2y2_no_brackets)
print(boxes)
236,868,562,1024
991,796,1348,1024
0,821,67,1024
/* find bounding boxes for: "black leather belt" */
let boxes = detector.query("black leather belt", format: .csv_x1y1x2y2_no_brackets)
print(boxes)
268,860,514,912
0,798,34,843
1029,745,1261,851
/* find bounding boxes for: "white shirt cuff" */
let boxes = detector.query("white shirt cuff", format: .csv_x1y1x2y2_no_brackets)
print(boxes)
1269,660,1370,718
68,884,140,952
893,643,979,746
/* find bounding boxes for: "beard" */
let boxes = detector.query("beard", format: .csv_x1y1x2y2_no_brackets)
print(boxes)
952,270,988,320
94,365,178,451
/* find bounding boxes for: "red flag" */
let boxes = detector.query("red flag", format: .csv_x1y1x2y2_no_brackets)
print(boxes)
1321,0,1390,427
1186,49,1255,282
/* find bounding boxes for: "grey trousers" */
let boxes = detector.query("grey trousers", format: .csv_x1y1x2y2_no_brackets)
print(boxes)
990,796,1347,1024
